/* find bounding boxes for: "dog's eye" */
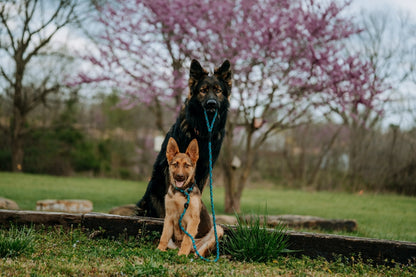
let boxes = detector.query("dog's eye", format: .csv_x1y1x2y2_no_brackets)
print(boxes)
171,162,178,168
200,87,208,94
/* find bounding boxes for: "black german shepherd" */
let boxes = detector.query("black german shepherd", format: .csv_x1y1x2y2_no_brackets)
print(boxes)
136,59,231,236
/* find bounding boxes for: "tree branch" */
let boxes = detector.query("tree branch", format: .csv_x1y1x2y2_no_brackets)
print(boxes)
0,66,13,86
24,1,77,64
0,3,17,53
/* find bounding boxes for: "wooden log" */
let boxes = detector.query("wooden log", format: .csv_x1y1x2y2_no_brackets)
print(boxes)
286,231,416,265
82,213,163,237
0,209,82,228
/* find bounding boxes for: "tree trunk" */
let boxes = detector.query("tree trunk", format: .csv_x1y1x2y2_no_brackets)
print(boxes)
222,122,237,213
348,123,364,191
307,126,342,186
223,125,255,213
224,164,237,213
11,106,25,172
233,130,255,211
153,98,165,133
11,61,25,172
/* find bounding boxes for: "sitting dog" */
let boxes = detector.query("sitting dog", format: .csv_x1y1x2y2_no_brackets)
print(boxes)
157,137,223,256
137,59,232,238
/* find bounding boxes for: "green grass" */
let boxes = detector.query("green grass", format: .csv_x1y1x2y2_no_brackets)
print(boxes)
229,188,416,242
0,226,414,276
1,172,416,242
0,172,145,212
0,226,35,258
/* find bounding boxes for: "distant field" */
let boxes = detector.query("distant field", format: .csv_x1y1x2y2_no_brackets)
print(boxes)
1,172,415,242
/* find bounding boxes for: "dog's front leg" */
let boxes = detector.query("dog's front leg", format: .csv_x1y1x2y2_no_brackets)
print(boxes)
178,215,200,256
157,216,173,251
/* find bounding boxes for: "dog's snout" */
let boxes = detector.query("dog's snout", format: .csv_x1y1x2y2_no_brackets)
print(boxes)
205,99,218,110
207,99,217,106
175,173,185,181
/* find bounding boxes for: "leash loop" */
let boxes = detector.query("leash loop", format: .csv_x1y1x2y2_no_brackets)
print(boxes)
177,108,220,262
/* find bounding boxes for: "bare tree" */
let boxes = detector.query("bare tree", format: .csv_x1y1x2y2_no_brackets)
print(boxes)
342,9,416,189
281,122,343,188
0,0,83,172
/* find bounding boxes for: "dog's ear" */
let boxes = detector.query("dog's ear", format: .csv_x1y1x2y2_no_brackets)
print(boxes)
185,139,199,165
166,137,179,163
189,59,208,93
214,60,232,93
190,59,208,80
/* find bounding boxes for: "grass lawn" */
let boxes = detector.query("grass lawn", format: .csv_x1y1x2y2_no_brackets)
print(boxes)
0,226,414,276
0,172,415,242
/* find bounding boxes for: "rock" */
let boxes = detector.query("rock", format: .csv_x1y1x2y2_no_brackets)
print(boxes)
0,197,19,210
212,214,357,232
36,199,93,213
243,214,357,232
109,204,139,216
214,215,238,225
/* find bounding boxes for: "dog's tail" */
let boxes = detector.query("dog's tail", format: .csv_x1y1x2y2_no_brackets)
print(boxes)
135,197,147,216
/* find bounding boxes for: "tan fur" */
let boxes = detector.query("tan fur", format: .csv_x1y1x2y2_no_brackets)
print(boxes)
157,138,223,257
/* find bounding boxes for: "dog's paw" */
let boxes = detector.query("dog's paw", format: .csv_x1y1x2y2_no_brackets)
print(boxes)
177,249,190,256
157,244,167,251
167,239,178,250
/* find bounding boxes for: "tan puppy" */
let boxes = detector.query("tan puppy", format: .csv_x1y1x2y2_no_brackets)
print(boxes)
157,138,223,257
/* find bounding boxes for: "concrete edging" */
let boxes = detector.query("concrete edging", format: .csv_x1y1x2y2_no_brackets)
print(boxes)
0,209,414,265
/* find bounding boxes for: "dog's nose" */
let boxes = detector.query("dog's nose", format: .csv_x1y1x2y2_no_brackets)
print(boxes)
175,174,185,181
206,99,217,110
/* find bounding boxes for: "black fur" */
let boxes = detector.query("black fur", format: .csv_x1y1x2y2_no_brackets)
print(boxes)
136,59,231,235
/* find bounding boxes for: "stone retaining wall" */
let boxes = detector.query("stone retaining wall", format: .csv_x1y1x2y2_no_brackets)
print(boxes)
0,209,414,265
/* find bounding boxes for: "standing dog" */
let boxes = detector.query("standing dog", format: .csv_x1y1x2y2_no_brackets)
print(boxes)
137,59,231,237
157,138,223,256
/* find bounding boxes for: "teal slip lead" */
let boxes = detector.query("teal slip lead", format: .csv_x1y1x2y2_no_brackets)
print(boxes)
177,108,220,262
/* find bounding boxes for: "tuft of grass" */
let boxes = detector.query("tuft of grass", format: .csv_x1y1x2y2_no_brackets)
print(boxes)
223,213,290,263
0,225,35,258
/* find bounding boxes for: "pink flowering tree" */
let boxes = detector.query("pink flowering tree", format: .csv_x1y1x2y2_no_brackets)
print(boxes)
75,0,386,212
72,0,207,132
